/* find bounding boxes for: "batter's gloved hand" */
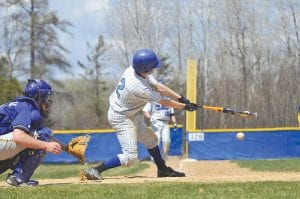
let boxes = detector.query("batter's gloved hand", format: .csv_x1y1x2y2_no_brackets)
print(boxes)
184,103,198,111
66,135,91,164
178,95,190,104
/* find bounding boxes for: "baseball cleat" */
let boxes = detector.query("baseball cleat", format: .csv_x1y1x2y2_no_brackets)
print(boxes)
6,173,21,186
6,173,39,186
19,180,39,186
157,167,185,177
83,168,103,180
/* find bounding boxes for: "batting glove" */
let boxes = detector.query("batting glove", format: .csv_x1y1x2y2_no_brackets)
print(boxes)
178,95,190,104
184,103,198,111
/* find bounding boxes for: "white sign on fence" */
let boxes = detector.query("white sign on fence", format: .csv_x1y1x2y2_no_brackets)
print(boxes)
188,133,204,141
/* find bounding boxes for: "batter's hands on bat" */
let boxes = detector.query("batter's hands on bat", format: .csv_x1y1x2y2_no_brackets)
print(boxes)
184,103,198,111
178,95,190,104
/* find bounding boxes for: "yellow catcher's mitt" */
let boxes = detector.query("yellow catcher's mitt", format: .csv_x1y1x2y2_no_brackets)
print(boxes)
66,135,90,163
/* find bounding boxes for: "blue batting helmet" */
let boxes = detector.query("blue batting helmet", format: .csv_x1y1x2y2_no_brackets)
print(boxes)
23,79,53,117
132,49,161,73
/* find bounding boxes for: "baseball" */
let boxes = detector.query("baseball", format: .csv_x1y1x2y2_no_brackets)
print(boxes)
236,132,245,140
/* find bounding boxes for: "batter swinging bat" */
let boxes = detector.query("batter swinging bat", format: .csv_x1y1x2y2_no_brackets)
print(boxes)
198,105,257,118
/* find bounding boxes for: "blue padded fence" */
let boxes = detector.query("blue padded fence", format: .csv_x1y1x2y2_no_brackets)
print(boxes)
44,127,300,163
44,127,183,163
187,128,300,160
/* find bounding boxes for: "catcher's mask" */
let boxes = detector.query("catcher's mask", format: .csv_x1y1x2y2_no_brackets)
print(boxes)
23,79,53,118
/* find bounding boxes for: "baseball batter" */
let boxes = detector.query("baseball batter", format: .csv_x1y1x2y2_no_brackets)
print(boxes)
143,98,177,159
84,49,198,180
0,79,62,186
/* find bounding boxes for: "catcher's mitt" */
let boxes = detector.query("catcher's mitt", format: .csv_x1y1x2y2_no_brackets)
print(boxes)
66,135,90,164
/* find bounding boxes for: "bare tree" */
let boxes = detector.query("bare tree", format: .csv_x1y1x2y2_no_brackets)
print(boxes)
0,2,26,78
272,0,300,126
2,0,72,79
77,35,109,122
105,0,169,69
0,56,22,104
2,0,298,129
102,0,299,128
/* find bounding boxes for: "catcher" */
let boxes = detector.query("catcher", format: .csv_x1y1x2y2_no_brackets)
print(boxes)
0,79,89,186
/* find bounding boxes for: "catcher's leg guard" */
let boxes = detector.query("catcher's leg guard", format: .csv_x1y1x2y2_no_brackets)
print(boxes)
0,160,10,174
0,154,19,174
6,149,46,186
6,173,39,186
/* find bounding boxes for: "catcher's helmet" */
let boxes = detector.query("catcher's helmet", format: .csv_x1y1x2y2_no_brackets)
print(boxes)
132,49,161,73
23,79,53,117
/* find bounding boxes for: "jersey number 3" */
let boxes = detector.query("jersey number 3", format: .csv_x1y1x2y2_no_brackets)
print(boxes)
116,78,125,98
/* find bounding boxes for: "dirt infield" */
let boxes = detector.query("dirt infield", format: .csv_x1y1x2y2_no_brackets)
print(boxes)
2,157,300,187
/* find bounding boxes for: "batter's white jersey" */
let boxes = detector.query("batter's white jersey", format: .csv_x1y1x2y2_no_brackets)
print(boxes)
143,102,175,122
109,66,161,116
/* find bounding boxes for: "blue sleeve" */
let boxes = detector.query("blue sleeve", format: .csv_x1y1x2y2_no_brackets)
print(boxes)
11,105,32,133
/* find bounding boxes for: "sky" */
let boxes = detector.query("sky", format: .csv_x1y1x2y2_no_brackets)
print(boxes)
48,0,110,78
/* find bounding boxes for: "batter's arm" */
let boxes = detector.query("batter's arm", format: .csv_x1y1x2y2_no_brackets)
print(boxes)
160,98,185,110
156,82,181,100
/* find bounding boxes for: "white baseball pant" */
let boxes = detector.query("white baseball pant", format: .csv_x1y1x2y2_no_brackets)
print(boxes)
108,107,158,167
0,132,25,161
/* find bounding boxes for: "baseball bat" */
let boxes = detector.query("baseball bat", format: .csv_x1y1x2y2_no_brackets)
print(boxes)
198,105,257,118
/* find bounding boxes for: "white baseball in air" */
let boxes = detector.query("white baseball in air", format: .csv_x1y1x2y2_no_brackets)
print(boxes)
236,132,245,140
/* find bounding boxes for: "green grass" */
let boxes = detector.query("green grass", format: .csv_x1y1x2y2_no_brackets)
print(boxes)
233,158,300,172
1,181,300,199
2,159,300,199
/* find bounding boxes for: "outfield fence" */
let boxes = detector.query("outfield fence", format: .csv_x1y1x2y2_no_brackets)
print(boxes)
187,127,300,160
43,127,300,163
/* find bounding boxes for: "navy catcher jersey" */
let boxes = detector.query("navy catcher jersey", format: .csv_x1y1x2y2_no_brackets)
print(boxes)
0,97,40,136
